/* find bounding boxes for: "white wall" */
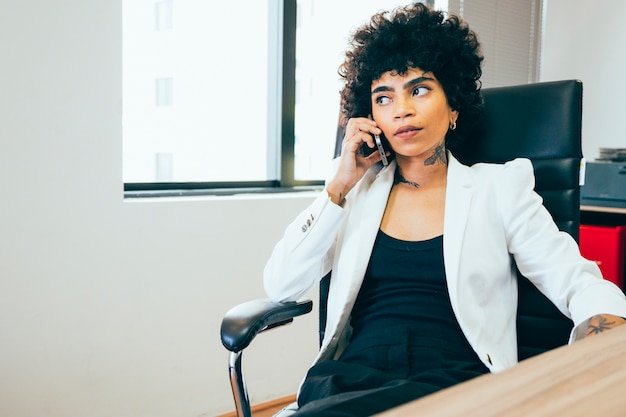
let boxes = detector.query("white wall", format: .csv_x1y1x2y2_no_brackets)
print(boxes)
3,1,626,416
541,0,626,161
0,1,318,416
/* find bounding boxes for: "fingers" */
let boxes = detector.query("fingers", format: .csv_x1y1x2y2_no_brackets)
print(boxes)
344,117,382,152
331,118,387,193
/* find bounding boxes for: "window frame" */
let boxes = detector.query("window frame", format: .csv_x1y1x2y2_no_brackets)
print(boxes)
124,0,325,198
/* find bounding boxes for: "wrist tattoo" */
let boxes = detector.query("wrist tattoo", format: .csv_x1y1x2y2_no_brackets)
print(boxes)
586,315,616,336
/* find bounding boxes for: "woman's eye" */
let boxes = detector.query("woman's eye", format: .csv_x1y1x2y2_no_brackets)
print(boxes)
413,86,429,96
376,96,391,105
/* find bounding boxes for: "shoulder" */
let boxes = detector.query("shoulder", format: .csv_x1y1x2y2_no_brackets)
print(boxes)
450,154,535,189
465,157,532,176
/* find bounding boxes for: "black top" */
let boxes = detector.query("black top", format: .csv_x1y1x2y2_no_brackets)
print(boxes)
347,229,482,363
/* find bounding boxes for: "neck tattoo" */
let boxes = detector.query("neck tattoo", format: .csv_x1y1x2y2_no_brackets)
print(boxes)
425,143,448,166
394,169,420,189
394,143,448,189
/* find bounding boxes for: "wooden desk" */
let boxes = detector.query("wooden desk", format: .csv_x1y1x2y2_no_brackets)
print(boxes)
581,205,626,215
377,325,626,417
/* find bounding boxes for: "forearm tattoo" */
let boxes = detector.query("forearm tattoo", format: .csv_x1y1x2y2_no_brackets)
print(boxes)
424,142,447,166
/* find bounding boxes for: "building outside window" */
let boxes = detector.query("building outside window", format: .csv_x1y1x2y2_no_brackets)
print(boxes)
155,0,173,31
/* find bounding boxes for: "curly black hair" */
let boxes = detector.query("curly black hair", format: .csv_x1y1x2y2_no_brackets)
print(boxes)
338,3,483,150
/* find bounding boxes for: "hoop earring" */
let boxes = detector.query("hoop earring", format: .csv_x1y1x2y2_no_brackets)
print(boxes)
449,121,457,131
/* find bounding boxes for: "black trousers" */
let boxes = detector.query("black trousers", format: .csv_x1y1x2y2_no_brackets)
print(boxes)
294,331,489,417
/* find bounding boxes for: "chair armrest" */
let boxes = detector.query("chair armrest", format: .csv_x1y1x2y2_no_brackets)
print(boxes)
220,299,313,352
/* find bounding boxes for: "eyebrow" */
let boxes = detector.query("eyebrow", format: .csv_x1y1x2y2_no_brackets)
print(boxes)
371,75,435,95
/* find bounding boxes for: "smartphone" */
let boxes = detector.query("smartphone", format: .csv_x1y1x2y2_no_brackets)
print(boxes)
374,134,389,166
359,134,388,167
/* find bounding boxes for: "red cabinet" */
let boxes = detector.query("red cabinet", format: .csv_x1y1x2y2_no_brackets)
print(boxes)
579,224,626,289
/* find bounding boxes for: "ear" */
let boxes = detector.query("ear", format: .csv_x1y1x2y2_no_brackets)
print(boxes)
450,109,459,125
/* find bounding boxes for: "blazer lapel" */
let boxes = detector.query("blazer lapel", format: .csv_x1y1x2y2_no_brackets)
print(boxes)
354,161,396,268
444,154,474,301
324,162,395,344
340,162,395,282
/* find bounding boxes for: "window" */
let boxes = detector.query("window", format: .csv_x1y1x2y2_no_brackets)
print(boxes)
123,0,271,187
123,0,542,196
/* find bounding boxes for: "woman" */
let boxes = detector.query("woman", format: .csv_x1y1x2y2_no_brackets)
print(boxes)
264,3,626,416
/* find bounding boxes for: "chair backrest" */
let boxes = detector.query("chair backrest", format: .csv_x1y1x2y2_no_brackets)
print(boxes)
324,79,583,361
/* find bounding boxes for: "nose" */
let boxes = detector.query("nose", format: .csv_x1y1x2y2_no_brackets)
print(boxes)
394,94,415,119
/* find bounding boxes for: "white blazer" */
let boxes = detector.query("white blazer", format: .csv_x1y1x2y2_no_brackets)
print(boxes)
264,154,626,374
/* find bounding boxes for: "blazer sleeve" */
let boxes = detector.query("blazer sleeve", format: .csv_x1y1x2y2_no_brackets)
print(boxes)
263,159,348,302
496,158,626,342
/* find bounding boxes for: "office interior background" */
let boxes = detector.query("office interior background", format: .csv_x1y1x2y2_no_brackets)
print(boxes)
1,0,625,416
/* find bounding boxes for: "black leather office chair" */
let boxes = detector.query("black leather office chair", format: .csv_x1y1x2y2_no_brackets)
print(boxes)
220,79,583,417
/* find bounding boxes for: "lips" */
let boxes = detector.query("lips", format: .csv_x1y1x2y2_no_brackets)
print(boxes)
394,125,422,137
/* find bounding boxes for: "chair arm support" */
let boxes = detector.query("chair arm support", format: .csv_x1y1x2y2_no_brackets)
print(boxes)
220,299,313,352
